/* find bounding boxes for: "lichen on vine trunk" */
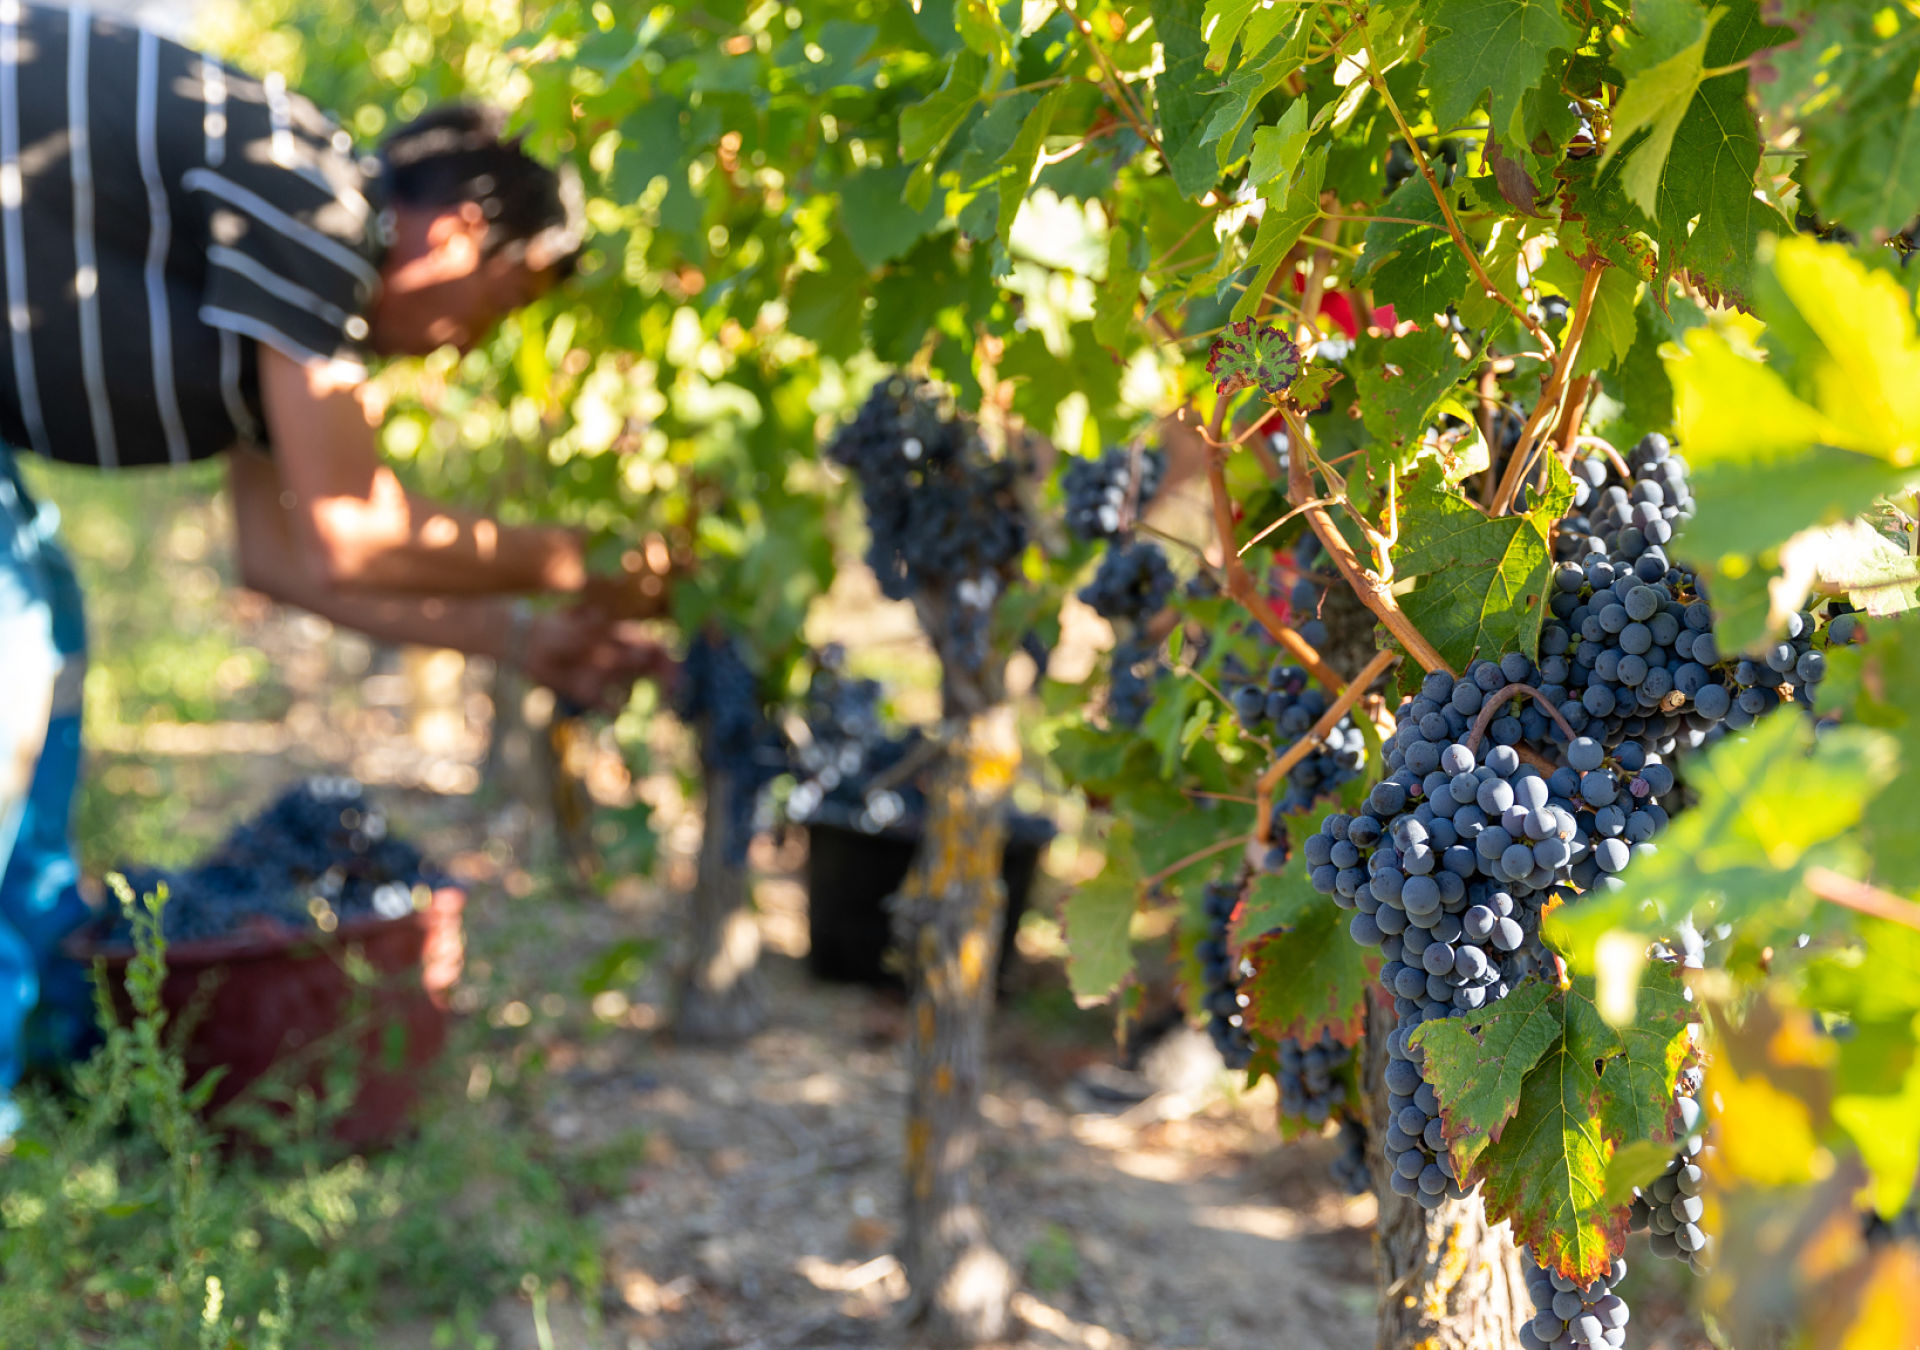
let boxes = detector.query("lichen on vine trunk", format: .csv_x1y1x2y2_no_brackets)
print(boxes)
673,734,768,1045
895,705,1020,1345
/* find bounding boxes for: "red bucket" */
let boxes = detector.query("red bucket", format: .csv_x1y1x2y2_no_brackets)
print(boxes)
67,886,466,1149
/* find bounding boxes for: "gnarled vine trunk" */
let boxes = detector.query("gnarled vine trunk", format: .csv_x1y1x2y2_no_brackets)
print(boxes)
1365,987,1532,1350
672,733,767,1044
896,704,1019,1345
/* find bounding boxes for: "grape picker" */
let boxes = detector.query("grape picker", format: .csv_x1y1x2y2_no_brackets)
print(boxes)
0,3,672,1132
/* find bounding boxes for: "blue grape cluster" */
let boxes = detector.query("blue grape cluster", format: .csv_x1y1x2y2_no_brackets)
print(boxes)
825,375,1028,671
677,632,789,865
1542,434,1831,754
1556,435,1694,567
1107,636,1162,730
1863,1185,1920,1246
1223,654,1367,871
1307,660,1684,1209
1197,877,1254,1069
1079,540,1175,622
97,777,439,947
1287,533,1334,653
1331,1115,1371,1196
1063,445,1165,541
784,649,925,836
1225,661,1368,835
1627,1065,1712,1272
1523,1252,1631,1350
1079,537,1175,731
1276,1029,1353,1126
1281,431,1858,1325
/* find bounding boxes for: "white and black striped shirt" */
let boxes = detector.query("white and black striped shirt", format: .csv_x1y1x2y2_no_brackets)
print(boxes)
0,2,379,469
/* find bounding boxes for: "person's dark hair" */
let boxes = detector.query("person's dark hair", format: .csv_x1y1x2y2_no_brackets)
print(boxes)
377,104,586,278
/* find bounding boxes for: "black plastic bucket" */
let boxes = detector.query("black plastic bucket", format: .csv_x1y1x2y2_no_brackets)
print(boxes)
804,810,1054,988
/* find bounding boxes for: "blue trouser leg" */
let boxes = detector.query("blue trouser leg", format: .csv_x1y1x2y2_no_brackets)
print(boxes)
0,449,93,1127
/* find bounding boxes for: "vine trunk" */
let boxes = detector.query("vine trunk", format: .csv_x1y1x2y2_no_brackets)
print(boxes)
1365,988,1532,1350
673,730,768,1044
896,705,1019,1345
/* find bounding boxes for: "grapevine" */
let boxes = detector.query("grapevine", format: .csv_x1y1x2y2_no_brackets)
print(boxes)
825,376,1028,677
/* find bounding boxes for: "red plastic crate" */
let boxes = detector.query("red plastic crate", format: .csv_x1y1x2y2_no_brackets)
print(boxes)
69,886,465,1148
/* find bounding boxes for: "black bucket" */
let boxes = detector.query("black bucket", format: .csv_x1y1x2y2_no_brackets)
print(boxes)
804,809,1054,988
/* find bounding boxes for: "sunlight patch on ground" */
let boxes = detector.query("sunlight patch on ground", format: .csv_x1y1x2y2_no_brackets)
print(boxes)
1012,1290,1128,1349
1191,1194,1378,1242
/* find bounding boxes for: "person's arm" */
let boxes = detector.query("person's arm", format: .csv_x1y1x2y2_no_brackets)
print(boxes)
229,448,671,709
258,344,597,596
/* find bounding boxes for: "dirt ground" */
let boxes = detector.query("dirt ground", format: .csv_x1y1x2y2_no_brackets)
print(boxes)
384,792,1381,1350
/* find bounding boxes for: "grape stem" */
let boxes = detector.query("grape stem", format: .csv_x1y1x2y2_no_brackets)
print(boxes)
1463,682,1580,751
1138,831,1257,891
1490,262,1607,517
1280,405,1454,675
1254,647,1399,844
1551,374,1595,466
1237,496,1345,558
1572,434,1631,481
1804,867,1920,933
1199,398,1351,694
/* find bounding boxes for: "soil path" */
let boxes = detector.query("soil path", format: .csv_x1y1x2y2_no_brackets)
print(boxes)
432,830,1379,1350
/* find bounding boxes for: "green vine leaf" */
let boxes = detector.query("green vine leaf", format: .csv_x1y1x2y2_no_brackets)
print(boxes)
1414,966,1698,1282
1421,0,1580,150
1351,324,1473,458
1232,143,1328,320
1670,237,1920,571
1201,14,1318,167
1063,819,1142,1003
1546,714,1896,971
1645,0,1792,303
1599,0,1725,219
900,50,990,209
1206,320,1301,397
1095,224,1146,350
1286,366,1343,409
1395,457,1575,667
1354,178,1469,320
1150,0,1224,199
1413,978,1561,1172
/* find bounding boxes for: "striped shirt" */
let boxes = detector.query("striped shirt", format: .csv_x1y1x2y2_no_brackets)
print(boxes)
0,2,380,469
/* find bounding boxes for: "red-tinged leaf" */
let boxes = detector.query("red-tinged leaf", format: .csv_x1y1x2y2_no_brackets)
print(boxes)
1236,864,1373,1046
1413,965,1697,1283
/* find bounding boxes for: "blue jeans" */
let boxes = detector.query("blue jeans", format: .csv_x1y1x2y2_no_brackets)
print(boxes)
0,445,95,1128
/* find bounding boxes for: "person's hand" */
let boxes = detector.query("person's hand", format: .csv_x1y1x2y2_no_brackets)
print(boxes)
519,605,676,714
580,534,683,620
